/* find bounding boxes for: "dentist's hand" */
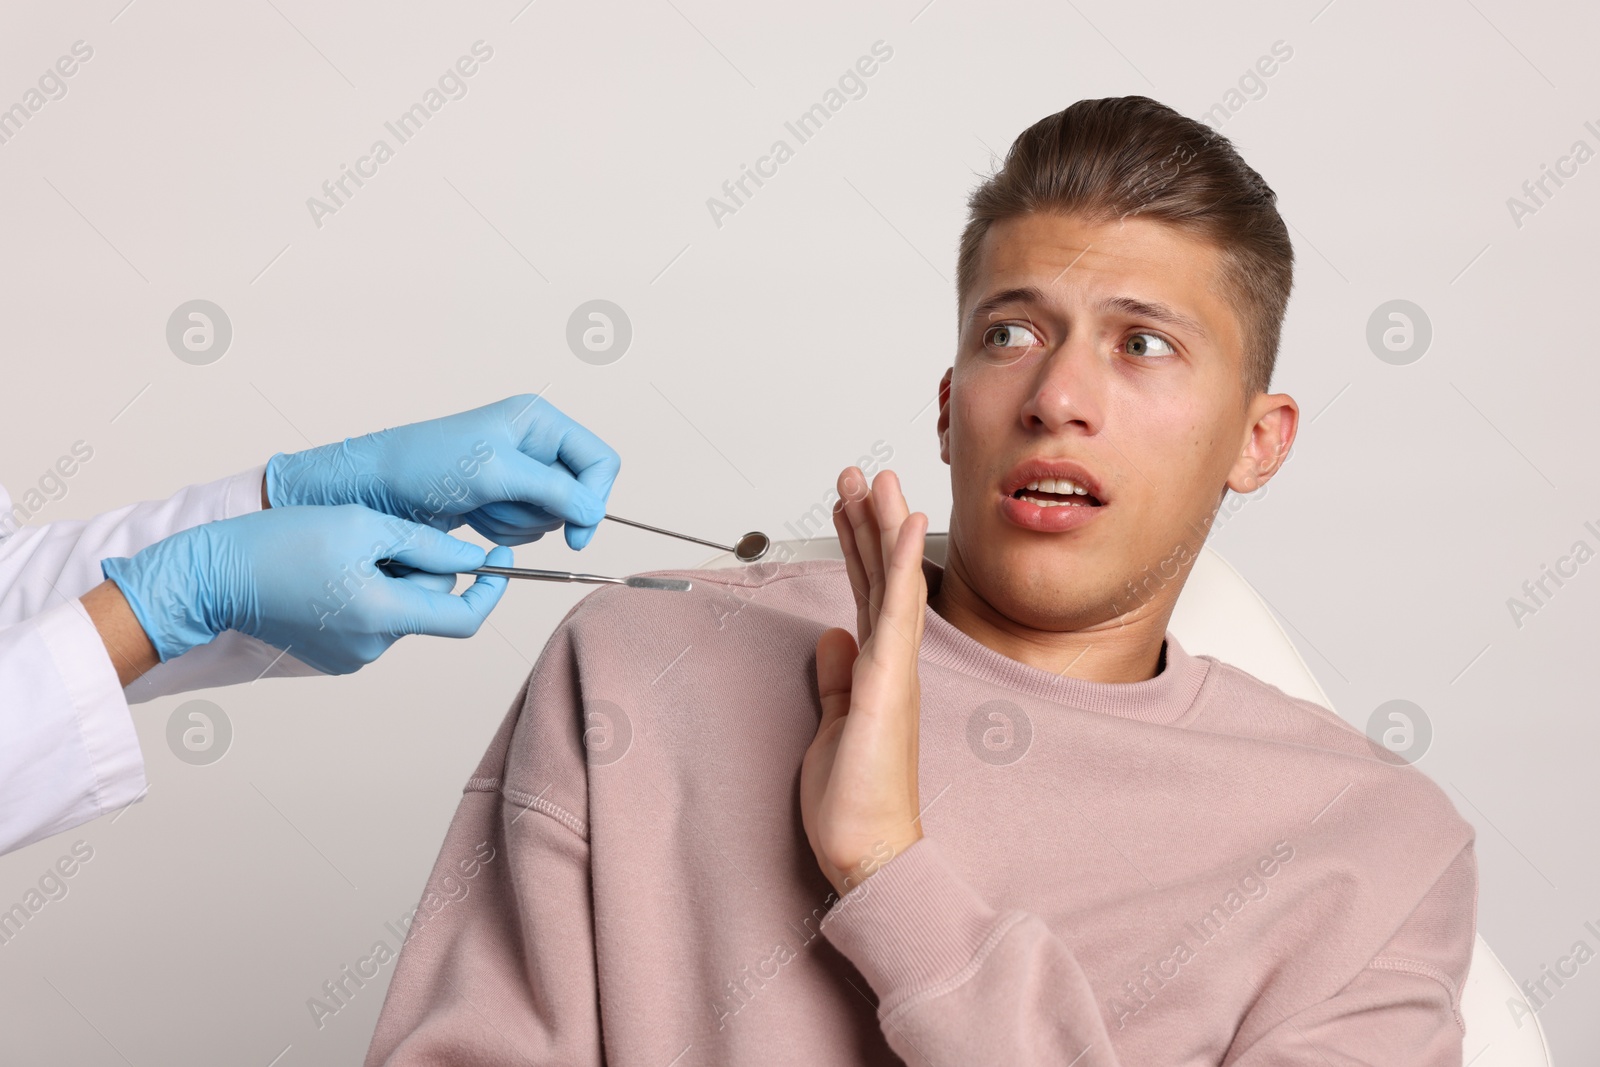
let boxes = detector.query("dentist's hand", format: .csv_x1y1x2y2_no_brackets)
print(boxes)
263,394,621,550
800,467,928,897
99,505,511,675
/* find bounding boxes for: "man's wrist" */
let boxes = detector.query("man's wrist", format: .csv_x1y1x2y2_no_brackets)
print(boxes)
833,828,922,896
261,471,271,509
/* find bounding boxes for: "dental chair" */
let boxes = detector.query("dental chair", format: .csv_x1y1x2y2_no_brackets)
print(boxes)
699,532,1553,1066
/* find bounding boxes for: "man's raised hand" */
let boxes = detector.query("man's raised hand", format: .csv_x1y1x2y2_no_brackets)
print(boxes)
800,466,929,897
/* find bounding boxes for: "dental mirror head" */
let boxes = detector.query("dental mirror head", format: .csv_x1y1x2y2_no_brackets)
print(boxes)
734,531,770,563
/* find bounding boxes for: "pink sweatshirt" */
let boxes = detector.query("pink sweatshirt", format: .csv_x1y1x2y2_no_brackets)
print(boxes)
365,557,1478,1066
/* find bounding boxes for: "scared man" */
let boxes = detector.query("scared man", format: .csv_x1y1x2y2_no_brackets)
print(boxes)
365,95,1476,1067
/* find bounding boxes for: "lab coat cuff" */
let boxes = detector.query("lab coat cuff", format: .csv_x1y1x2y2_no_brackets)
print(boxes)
36,599,148,817
221,463,270,519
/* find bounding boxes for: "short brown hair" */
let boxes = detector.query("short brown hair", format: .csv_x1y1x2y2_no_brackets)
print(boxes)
957,96,1293,399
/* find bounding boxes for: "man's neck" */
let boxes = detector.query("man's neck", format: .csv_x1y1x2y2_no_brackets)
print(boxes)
925,550,1173,684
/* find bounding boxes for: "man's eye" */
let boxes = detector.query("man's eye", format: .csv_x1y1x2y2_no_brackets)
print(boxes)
983,323,1040,350
1125,332,1176,358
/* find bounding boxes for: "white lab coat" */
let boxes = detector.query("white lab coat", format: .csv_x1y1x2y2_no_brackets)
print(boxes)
0,464,322,856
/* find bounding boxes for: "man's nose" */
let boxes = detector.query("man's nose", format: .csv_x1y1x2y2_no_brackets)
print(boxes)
1021,338,1101,432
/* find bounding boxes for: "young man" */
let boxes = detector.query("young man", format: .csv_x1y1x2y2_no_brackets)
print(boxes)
364,96,1476,1066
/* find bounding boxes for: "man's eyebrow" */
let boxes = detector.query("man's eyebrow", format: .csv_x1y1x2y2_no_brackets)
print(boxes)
964,286,1209,343
1097,295,1209,342
964,286,1048,331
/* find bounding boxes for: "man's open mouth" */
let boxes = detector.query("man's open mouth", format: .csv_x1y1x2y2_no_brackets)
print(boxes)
1011,479,1104,508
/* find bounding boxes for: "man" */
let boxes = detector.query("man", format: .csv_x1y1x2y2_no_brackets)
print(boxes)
364,96,1476,1066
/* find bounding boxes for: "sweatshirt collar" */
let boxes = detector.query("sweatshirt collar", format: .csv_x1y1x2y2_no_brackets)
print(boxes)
916,558,1210,727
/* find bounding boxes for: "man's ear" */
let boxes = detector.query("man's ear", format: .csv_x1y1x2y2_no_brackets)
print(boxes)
936,367,954,466
1226,392,1299,493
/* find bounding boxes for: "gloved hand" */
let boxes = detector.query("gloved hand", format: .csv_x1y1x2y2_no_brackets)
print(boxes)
264,393,621,550
100,504,512,675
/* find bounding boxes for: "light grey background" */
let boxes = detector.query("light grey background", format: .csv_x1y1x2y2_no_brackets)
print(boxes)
1,0,1595,1062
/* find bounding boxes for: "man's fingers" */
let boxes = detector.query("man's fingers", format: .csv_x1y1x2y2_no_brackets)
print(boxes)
836,466,923,654
814,627,858,735
842,468,886,625
834,468,873,643
880,511,928,657
872,469,911,570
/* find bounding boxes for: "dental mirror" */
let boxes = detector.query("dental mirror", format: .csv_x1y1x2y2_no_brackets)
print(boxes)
733,530,771,563
604,513,771,563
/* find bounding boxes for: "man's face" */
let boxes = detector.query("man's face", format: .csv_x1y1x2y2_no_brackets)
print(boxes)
936,210,1289,632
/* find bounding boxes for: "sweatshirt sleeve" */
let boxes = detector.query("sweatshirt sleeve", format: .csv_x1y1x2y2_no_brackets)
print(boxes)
364,625,602,1066
1222,840,1479,1066
819,834,1123,1065
820,835,1478,1067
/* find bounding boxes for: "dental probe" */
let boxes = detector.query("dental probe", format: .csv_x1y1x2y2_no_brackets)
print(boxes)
468,565,691,591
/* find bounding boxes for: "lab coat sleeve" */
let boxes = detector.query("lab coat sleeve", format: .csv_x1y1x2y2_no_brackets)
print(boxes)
0,597,146,855
819,836,1478,1067
0,464,323,855
0,463,324,703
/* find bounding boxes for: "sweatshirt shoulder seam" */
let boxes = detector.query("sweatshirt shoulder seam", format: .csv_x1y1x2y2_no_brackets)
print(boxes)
1368,954,1466,1034
464,775,589,841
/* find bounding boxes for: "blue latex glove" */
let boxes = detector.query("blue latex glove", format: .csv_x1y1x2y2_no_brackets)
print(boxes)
264,393,621,550
100,504,512,675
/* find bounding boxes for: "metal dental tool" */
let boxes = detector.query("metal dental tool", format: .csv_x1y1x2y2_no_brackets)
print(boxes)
389,511,769,591
468,565,691,592
603,513,771,563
